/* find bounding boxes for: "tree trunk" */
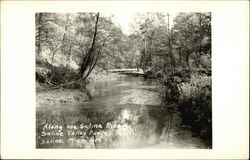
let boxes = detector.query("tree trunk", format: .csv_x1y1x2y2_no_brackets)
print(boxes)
79,12,100,79
179,46,182,68
196,13,202,69
51,46,62,64
60,14,70,65
36,13,43,55
66,45,72,63
51,51,56,63
167,14,175,72
150,39,154,67
83,42,104,81
186,51,191,70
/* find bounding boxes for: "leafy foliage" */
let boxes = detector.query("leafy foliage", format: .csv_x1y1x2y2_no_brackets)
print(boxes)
177,74,211,144
130,12,211,77
178,74,211,100
36,13,140,87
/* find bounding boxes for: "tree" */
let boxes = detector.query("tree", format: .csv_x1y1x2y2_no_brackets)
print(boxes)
130,13,174,75
172,12,211,70
78,12,100,80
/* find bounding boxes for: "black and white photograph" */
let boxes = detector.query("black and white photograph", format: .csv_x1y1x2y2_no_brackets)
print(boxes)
36,12,212,149
1,0,249,159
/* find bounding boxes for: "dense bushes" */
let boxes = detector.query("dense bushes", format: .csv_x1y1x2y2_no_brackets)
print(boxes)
179,74,211,142
164,71,212,146
178,74,211,101
36,59,84,89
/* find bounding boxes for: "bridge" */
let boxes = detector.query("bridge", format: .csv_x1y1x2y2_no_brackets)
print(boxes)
108,68,145,76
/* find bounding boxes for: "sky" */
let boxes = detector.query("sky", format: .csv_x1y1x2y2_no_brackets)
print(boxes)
113,12,137,35
112,12,177,35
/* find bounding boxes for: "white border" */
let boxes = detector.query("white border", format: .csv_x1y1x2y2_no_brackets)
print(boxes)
1,1,249,159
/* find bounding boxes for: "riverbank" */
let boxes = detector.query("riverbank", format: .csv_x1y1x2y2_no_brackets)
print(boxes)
36,70,125,107
36,89,90,107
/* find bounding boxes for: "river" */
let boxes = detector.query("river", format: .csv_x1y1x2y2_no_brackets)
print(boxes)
36,74,208,149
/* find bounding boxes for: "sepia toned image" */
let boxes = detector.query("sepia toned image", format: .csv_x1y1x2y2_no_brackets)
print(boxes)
35,12,212,149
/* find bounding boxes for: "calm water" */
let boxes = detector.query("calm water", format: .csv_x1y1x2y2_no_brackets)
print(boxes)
36,75,207,149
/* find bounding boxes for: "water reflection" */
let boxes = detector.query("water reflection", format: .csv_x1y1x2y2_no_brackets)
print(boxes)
36,75,207,149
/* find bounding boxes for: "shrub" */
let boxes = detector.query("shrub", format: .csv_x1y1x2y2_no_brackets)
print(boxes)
36,59,81,89
178,74,211,101
164,76,180,103
178,74,212,145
